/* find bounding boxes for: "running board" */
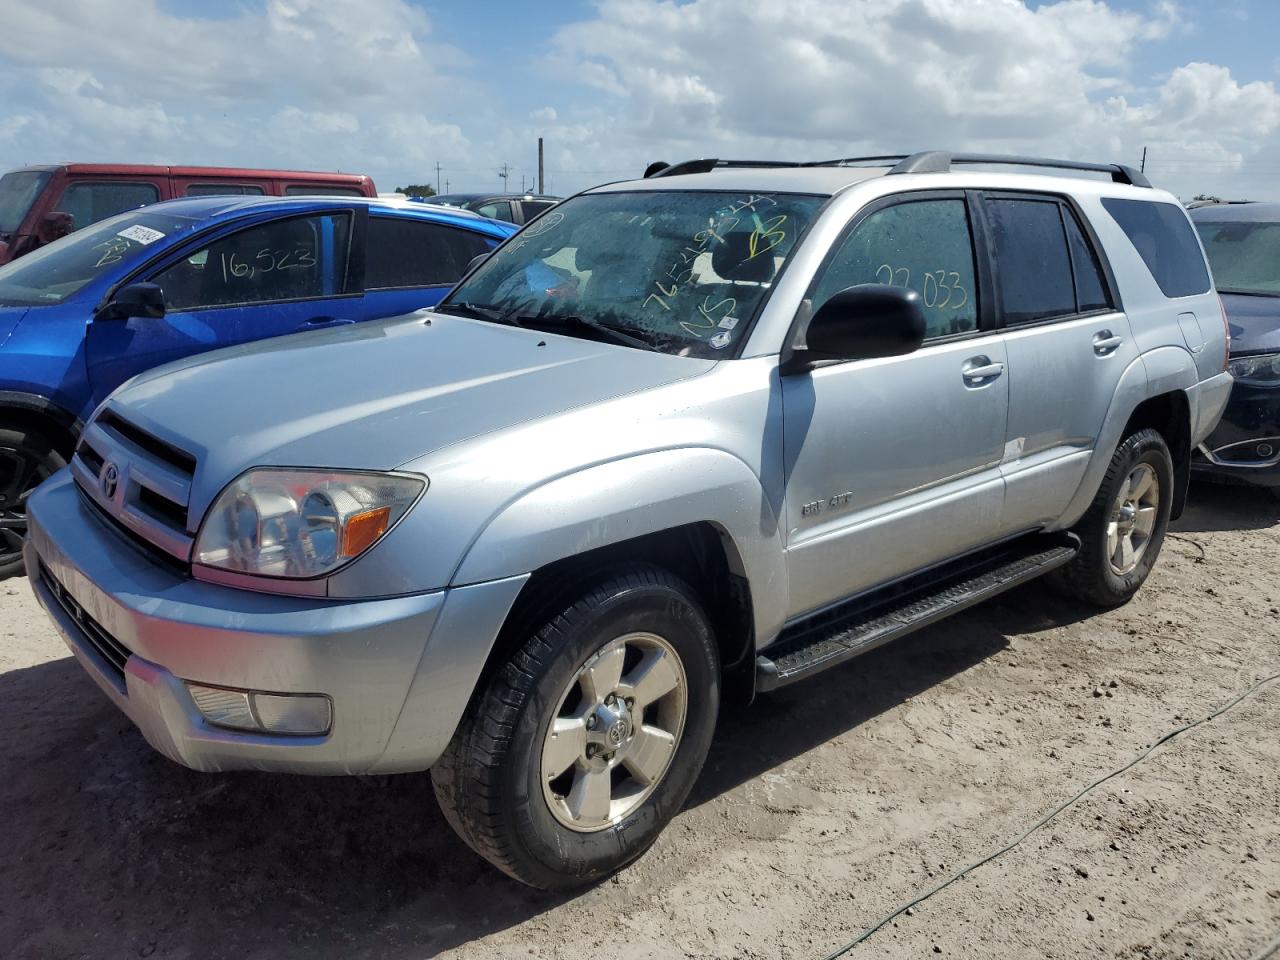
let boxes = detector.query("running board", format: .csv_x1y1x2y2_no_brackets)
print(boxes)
756,533,1080,692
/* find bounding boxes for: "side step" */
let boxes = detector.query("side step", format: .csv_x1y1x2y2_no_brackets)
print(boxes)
756,532,1079,692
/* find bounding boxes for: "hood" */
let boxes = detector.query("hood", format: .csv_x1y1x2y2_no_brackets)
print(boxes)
0,306,29,349
109,311,715,502
1221,293,1280,355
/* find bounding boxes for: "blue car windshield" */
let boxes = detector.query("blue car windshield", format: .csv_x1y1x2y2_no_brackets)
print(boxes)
0,210,197,306
444,190,824,358
1196,219,1280,296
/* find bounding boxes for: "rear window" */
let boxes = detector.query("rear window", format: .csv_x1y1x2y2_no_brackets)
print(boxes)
986,198,1076,324
365,217,495,288
1101,198,1210,298
0,170,51,234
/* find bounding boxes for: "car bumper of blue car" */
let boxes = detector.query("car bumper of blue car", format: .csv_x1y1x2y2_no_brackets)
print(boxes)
25,470,527,775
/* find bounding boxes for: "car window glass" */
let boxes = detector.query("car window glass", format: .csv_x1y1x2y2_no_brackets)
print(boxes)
813,199,978,340
153,213,352,311
987,198,1075,324
1062,208,1111,312
366,218,495,288
283,185,363,197
476,201,514,222
1195,219,1280,295
521,201,555,222
1101,198,1210,298
57,182,160,231
184,184,266,197
0,170,51,234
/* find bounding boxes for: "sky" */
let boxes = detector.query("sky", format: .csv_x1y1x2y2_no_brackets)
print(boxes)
2,0,1279,200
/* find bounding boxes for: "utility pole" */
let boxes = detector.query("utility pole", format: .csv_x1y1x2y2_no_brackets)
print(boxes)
499,162,511,191
537,137,544,194
445,179,450,192
435,161,443,194
1140,146,1147,174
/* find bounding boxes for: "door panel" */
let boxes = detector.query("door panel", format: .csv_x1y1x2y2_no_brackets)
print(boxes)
783,333,1009,618
85,211,362,405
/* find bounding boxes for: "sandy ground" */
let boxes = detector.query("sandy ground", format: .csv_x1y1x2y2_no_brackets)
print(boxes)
1,482,1277,960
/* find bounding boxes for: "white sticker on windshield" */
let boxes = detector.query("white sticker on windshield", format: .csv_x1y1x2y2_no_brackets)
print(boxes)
117,225,165,245
718,316,739,330
710,331,733,349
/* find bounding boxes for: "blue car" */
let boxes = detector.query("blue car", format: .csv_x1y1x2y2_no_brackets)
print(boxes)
0,195,516,574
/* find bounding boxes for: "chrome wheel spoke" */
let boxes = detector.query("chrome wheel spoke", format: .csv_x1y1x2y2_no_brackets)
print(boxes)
618,649,679,710
567,766,612,824
1134,505,1158,537
623,724,676,786
580,645,626,705
542,716,587,780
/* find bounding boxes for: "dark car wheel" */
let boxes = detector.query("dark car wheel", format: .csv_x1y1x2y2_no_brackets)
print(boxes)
431,564,720,890
1050,427,1173,608
0,426,67,579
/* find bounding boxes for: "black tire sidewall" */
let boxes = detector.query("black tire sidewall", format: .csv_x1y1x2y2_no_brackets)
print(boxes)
502,575,719,888
1087,431,1174,602
0,426,67,577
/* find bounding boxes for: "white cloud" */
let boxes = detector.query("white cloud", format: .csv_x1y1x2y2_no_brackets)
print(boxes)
0,0,1278,199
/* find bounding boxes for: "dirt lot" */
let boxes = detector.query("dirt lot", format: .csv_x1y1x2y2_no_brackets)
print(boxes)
1,482,1277,960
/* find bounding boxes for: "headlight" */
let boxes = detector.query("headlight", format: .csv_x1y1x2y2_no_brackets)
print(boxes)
1228,353,1280,386
194,468,425,579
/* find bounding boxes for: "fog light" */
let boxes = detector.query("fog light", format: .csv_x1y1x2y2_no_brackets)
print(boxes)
252,693,332,735
186,683,332,736
1259,443,1274,459
187,684,256,731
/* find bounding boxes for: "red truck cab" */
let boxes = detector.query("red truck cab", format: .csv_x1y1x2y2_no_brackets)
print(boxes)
0,164,376,264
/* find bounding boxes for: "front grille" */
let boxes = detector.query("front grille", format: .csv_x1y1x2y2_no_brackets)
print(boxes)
39,564,132,685
71,409,198,566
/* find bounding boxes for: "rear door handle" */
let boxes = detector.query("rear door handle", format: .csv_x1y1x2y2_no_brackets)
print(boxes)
298,316,355,330
1093,331,1123,356
962,357,1004,386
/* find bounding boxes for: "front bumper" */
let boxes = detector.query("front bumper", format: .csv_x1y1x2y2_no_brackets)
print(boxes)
25,470,527,775
1191,378,1280,488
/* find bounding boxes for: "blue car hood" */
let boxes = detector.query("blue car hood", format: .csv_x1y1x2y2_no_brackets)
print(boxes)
1222,293,1280,355
0,306,29,349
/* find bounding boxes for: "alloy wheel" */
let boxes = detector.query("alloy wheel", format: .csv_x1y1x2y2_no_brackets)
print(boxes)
1106,462,1160,575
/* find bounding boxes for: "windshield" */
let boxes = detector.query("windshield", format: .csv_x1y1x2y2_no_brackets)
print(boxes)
1195,219,1280,296
0,170,51,235
445,190,825,358
0,209,197,306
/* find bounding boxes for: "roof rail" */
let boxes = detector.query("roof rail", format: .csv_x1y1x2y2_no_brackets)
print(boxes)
650,158,808,178
887,151,1151,188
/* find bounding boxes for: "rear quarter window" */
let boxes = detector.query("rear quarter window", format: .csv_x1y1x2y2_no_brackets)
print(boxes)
1101,197,1210,298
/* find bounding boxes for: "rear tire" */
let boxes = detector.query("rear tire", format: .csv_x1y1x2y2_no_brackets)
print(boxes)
0,426,67,579
431,564,719,890
1050,428,1173,607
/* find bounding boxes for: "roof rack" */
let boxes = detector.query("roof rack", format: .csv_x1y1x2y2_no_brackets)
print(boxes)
645,152,1151,188
884,151,1151,188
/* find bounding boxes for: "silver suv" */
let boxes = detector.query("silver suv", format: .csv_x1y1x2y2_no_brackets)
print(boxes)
26,152,1232,889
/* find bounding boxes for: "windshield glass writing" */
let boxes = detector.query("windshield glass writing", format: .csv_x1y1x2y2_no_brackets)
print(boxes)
0,210,196,306
0,171,51,235
1195,220,1280,296
446,190,824,357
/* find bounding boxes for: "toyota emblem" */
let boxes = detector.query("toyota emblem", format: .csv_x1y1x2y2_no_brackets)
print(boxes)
101,462,119,499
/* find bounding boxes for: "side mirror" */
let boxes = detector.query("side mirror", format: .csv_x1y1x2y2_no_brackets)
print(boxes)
36,211,74,245
787,284,926,370
100,282,166,321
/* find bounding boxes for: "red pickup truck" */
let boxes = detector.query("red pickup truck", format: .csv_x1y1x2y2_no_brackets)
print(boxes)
0,163,376,264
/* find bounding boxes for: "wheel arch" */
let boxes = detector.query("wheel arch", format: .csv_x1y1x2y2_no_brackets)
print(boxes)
0,392,82,457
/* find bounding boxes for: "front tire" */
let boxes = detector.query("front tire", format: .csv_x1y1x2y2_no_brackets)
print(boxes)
1051,427,1173,607
431,564,720,890
0,426,67,579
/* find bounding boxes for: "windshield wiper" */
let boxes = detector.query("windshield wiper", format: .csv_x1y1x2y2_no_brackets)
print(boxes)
513,313,658,351
433,301,525,326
